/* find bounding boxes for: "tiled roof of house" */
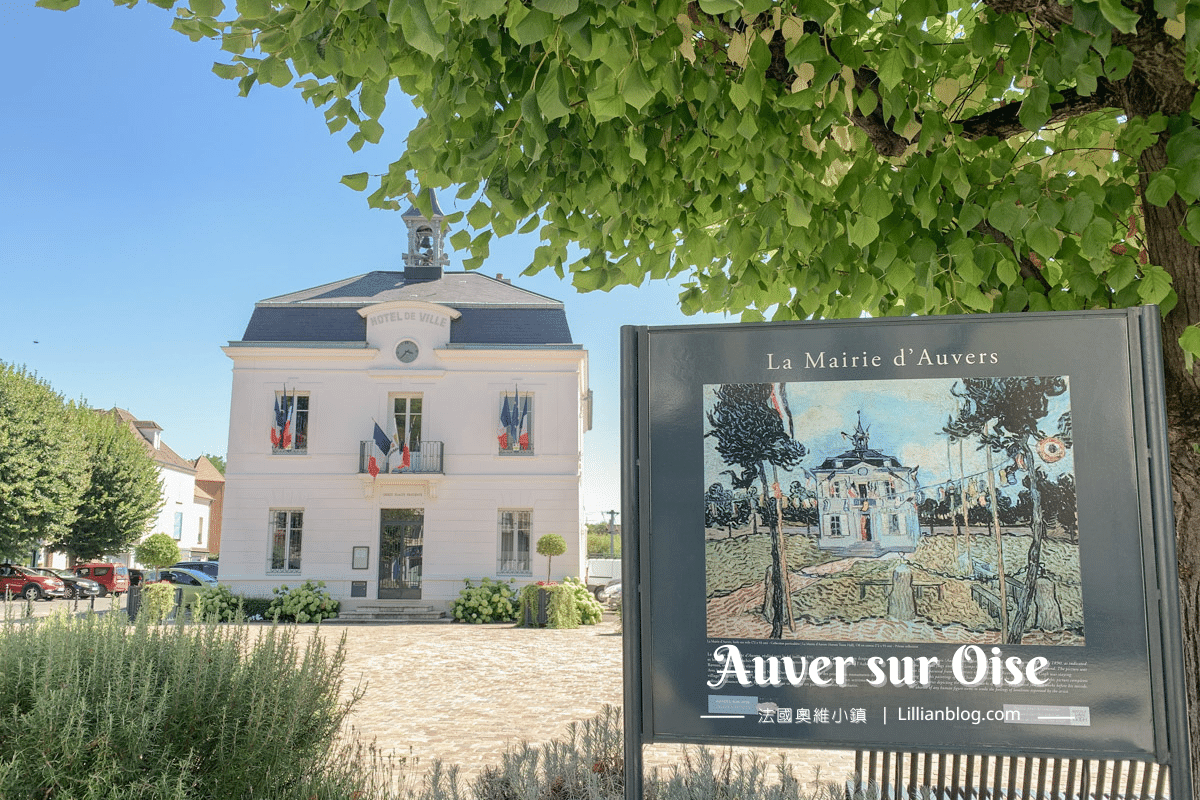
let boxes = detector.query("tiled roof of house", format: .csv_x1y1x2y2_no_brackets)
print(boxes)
107,408,196,474
239,271,574,346
193,456,226,485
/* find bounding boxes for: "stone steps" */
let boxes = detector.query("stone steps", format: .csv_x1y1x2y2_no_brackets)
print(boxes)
331,600,452,624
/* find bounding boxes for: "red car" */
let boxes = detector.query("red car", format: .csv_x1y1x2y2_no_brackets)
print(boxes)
72,562,130,597
0,564,65,601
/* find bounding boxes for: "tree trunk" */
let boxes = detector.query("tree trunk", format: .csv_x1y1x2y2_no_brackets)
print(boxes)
1032,575,1063,631
1137,121,1200,789
1008,442,1046,644
758,462,787,638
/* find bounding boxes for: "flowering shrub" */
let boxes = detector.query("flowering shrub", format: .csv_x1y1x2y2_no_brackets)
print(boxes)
567,576,604,626
452,577,517,623
267,580,339,623
193,585,242,622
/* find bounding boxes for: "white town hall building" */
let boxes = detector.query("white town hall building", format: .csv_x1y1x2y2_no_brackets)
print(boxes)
218,195,591,614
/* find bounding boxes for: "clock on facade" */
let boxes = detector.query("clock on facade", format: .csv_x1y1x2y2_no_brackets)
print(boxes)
395,340,419,363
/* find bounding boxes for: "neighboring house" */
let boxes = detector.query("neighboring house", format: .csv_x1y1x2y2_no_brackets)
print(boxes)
218,193,591,613
41,410,217,569
812,414,921,556
193,456,226,558
109,410,214,565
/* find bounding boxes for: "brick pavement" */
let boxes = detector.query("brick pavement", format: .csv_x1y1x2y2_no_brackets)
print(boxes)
309,616,858,787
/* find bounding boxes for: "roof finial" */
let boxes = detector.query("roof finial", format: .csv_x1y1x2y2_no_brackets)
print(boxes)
850,411,870,451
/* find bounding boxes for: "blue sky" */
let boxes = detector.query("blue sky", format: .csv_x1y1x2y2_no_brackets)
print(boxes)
0,0,729,523
704,379,1075,498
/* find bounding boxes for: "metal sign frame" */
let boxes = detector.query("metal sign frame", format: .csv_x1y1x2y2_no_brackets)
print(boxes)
621,307,1189,800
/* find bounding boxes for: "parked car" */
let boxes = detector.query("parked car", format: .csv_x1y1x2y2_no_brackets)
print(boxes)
32,567,101,600
169,561,218,578
0,564,65,601
128,568,145,586
72,562,130,597
598,579,622,609
155,567,219,607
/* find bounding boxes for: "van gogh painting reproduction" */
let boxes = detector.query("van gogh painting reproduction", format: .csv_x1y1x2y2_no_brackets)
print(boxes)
703,377,1083,646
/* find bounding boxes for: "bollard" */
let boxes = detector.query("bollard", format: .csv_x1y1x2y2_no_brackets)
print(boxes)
126,584,141,622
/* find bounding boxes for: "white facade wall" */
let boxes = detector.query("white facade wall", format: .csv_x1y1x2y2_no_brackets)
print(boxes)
220,299,588,611
151,466,201,543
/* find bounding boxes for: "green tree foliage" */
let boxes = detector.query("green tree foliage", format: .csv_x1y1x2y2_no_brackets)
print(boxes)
80,0,1199,355
536,532,568,582
59,410,163,562
586,521,621,556
136,532,181,570
38,0,1200,777
0,363,86,560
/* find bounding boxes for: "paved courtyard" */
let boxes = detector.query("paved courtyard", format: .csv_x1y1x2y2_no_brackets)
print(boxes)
310,616,857,787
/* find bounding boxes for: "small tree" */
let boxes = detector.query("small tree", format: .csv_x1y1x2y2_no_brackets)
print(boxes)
60,409,163,562
135,533,180,571
536,534,567,584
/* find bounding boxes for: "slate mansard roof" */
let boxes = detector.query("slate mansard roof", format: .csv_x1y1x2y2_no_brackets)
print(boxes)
816,447,903,471
235,271,576,348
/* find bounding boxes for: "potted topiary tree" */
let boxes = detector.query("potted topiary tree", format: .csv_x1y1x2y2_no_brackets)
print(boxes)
536,534,567,584
133,533,182,621
519,534,570,627
135,533,181,574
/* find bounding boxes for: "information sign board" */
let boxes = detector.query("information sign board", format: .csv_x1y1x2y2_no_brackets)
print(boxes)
620,308,1189,797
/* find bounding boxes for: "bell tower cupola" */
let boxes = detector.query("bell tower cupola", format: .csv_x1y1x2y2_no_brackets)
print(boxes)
401,189,449,281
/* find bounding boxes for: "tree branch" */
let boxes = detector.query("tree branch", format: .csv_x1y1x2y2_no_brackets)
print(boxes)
976,220,1055,293
955,85,1118,141
849,68,915,157
981,0,1075,31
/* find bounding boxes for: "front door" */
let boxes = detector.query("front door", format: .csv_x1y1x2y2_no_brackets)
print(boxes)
379,509,423,599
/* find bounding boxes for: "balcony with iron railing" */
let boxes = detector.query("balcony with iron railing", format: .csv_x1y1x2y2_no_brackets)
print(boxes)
358,441,444,475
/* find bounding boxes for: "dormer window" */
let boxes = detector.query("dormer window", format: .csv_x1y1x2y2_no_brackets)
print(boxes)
134,421,162,450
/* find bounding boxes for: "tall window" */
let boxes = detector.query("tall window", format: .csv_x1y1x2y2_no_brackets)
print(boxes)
272,392,310,453
197,518,204,544
498,393,534,454
270,509,303,572
888,514,901,535
393,395,423,453
173,511,183,540
498,510,531,574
